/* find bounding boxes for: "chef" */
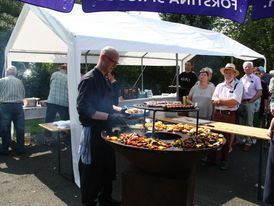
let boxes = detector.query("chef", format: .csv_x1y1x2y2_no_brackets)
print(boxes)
77,46,128,206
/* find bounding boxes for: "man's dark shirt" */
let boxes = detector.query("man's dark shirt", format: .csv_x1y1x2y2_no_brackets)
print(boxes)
260,80,270,117
262,73,272,85
178,71,197,97
77,68,114,128
110,81,121,106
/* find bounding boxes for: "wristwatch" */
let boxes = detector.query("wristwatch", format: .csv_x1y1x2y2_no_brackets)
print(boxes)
217,99,221,105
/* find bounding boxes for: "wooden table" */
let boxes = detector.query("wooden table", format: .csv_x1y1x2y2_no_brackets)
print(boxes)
148,113,270,200
151,113,270,140
38,123,72,181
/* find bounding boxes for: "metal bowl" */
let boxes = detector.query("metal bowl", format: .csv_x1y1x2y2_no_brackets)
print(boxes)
39,100,47,107
23,97,40,107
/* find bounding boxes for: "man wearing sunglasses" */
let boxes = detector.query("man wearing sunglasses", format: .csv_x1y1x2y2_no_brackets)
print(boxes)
77,46,128,206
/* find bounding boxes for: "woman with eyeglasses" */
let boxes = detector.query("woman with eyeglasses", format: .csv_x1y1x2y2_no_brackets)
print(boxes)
253,67,270,129
187,69,215,120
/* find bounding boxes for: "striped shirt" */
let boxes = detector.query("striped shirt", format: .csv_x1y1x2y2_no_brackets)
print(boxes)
0,75,25,103
47,70,68,107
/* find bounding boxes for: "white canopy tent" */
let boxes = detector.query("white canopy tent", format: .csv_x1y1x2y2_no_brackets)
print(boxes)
5,4,265,186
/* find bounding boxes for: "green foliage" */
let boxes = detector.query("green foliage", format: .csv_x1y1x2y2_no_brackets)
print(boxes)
116,65,176,95
159,13,216,30
0,0,23,31
213,8,274,71
21,63,54,99
25,118,45,134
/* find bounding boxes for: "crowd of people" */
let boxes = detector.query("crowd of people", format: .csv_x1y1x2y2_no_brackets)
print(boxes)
1,47,274,205
178,60,274,204
179,61,274,168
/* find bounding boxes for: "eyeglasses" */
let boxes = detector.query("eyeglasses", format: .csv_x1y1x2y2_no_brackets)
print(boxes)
105,55,119,65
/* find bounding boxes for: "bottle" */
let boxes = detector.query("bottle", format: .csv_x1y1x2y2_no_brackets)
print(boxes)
183,96,187,105
24,133,31,146
0,136,2,144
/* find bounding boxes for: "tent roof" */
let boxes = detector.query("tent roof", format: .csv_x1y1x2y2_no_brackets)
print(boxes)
5,4,266,187
6,4,265,67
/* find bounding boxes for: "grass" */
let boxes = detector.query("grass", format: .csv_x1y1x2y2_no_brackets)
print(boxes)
25,118,45,134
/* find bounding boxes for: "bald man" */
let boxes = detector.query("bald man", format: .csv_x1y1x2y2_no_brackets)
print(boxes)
77,46,127,206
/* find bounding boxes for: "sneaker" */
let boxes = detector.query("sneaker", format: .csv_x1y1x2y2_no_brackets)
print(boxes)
219,163,229,170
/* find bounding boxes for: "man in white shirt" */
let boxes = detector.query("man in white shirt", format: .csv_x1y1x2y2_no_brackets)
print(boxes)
207,63,243,170
237,62,262,151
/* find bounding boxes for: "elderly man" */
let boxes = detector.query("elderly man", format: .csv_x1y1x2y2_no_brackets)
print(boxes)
208,63,243,170
237,62,262,151
0,66,25,155
77,46,128,206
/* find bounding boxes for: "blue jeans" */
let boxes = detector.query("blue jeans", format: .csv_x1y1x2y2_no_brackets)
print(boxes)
44,103,69,137
0,103,25,153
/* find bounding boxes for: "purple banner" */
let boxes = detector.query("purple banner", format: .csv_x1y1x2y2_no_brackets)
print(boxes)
82,0,249,23
19,0,74,12
251,0,274,20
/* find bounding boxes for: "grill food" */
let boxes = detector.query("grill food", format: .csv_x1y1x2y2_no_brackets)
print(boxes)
144,101,195,109
105,130,224,151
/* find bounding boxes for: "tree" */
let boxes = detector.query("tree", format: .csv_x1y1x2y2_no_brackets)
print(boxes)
21,63,54,99
213,8,274,71
0,0,22,31
159,13,216,30
0,0,23,76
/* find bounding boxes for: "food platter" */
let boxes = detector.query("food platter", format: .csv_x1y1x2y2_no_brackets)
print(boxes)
133,101,200,136
102,128,225,152
134,102,198,112
101,127,225,174
125,106,150,118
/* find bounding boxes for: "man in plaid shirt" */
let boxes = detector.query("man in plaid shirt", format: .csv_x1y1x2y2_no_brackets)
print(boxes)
44,64,69,144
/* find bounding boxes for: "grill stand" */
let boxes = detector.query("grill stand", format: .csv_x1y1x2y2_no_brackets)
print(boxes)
122,165,197,206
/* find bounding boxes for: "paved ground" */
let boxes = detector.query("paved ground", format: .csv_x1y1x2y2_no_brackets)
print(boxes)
0,133,271,206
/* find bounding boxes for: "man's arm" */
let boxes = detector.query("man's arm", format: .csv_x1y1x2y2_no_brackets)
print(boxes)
267,118,274,137
212,98,238,108
249,90,262,103
91,111,109,120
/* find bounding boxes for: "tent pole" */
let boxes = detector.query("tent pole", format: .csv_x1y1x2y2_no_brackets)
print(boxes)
141,53,148,92
176,53,179,101
141,57,144,92
85,50,90,72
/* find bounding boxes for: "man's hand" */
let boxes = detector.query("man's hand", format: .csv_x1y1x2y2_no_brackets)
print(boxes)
120,108,130,117
107,114,127,127
211,99,219,106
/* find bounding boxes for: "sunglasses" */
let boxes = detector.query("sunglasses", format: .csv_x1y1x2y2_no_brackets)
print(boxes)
105,55,119,65
254,72,261,75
